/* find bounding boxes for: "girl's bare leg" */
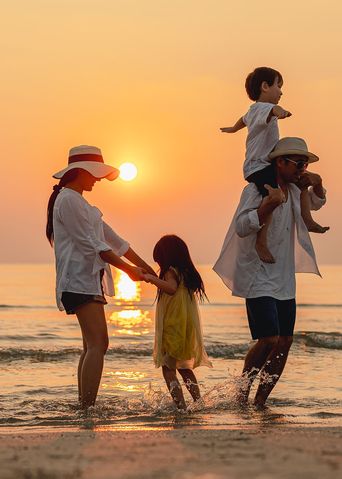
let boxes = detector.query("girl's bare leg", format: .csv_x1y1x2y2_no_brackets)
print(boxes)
178,369,201,402
76,302,109,409
162,366,186,410
300,189,329,233
255,204,275,264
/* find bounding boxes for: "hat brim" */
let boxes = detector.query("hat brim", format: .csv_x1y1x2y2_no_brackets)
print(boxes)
269,149,319,163
53,161,120,181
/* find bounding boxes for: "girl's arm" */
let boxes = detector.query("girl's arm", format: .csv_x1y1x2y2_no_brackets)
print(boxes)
220,117,246,133
123,247,157,276
145,269,178,295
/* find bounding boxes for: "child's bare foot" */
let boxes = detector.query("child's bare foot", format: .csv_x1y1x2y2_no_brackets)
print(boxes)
256,243,275,263
305,220,330,234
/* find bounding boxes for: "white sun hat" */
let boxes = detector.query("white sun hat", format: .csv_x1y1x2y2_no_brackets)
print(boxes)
53,145,119,181
269,137,319,163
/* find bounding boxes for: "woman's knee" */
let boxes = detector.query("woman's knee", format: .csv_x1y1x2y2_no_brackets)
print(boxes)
87,335,109,354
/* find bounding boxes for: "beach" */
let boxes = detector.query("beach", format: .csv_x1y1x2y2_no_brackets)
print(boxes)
1,427,341,479
1,264,341,477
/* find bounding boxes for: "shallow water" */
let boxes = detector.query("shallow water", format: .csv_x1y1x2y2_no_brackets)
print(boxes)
0,264,341,431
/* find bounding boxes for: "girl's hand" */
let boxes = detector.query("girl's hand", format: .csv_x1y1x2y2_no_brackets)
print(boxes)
144,273,156,284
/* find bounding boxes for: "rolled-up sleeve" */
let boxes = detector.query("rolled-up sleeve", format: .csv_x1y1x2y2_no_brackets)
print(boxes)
309,187,327,211
103,222,130,256
235,185,262,237
57,195,111,256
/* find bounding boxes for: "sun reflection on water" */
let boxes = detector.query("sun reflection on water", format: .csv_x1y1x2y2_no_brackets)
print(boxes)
114,270,141,303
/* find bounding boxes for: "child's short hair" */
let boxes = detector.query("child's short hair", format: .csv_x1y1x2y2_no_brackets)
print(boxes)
245,67,283,101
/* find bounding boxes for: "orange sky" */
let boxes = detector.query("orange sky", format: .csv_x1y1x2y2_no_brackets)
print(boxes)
0,1,341,264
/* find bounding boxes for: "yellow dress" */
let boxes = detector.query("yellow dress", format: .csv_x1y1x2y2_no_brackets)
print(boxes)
153,268,213,370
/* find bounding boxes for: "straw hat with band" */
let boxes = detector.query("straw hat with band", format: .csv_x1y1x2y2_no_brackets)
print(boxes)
53,145,119,181
269,137,319,164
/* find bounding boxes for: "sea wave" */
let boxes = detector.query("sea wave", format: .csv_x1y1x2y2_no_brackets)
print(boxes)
1,331,341,363
295,331,342,350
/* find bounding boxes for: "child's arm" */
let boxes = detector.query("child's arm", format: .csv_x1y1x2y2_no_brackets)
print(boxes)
220,117,246,133
268,105,292,122
145,270,178,295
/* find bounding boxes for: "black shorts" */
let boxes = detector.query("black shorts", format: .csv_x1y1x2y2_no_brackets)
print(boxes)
246,296,296,340
246,163,278,197
61,292,107,315
61,270,107,315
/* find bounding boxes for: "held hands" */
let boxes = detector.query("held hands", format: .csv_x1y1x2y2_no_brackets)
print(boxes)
126,265,148,282
272,105,292,119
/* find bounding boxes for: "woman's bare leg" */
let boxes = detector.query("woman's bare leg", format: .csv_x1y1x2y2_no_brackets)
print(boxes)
162,366,186,410
178,369,201,402
77,337,87,403
76,302,109,409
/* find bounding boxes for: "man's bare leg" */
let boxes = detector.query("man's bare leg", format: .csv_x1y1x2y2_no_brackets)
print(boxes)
162,366,186,410
300,189,329,233
237,336,279,404
254,336,293,408
178,369,201,402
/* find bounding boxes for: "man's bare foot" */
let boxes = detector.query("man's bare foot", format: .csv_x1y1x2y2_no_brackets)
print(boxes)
255,243,275,263
305,220,330,234
253,398,267,410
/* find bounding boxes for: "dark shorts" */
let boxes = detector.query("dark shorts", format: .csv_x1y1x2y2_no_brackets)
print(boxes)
61,270,107,315
246,163,278,197
61,292,107,315
246,296,296,340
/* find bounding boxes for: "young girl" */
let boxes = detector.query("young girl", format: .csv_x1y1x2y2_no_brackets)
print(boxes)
145,235,212,411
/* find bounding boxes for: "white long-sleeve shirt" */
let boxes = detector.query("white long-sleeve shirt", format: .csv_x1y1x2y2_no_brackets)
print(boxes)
213,183,326,299
53,188,129,310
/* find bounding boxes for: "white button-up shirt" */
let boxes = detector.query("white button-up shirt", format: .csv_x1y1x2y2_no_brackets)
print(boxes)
213,183,326,299
53,188,129,310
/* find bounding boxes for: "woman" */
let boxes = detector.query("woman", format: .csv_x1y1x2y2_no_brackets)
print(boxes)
46,145,155,409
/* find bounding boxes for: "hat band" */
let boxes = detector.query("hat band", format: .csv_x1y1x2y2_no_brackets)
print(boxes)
68,154,104,164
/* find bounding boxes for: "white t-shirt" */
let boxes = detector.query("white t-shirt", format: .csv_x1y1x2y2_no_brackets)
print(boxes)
247,193,296,300
53,188,129,310
242,102,279,179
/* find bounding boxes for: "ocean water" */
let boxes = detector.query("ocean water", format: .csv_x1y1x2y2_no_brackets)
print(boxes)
0,264,341,431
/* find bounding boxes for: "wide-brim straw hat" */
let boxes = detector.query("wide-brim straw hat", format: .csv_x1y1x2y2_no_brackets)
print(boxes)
53,145,119,181
269,137,319,163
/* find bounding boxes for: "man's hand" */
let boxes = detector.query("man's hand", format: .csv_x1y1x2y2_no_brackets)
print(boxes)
297,171,325,198
264,184,286,205
272,105,292,119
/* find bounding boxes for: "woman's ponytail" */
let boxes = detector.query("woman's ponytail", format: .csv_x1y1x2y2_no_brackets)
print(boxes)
46,169,80,245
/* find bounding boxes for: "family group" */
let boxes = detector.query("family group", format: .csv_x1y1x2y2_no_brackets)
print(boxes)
47,67,328,411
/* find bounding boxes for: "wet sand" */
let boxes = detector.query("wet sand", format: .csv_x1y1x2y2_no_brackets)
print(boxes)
1,426,341,479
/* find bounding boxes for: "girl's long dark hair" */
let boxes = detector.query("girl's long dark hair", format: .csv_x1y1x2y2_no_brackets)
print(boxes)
46,169,81,245
153,235,207,302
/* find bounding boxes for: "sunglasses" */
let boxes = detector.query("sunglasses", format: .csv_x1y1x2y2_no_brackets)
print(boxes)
284,157,308,170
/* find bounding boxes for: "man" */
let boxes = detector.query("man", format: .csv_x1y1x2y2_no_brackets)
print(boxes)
213,137,327,407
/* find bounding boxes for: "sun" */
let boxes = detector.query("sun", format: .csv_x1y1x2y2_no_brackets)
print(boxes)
119,162,138,181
